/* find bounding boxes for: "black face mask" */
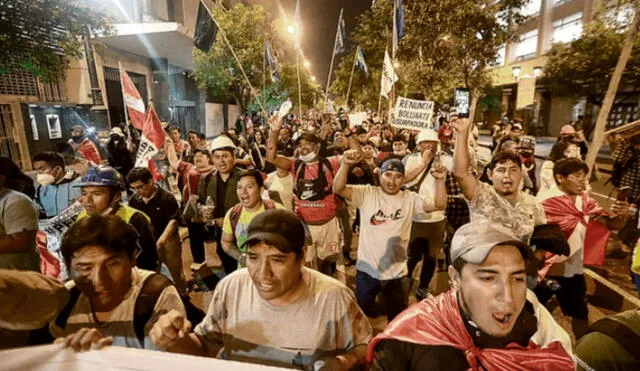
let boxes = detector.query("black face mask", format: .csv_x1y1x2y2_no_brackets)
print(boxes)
71,135,84,143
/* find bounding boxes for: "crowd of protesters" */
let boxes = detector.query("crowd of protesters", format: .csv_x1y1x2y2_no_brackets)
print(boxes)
0,105,639,370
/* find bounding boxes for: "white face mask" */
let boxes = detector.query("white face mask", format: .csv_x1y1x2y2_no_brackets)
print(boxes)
36,173,56,186
299,151,318,163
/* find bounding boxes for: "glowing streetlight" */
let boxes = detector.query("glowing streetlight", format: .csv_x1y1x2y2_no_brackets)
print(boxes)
393,61,400,68
303,60,310,68
311,76,316,81
287,25,295,34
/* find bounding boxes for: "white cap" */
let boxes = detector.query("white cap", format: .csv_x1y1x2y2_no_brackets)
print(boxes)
416,129,439,144
210,135,236,152
450,220,529,264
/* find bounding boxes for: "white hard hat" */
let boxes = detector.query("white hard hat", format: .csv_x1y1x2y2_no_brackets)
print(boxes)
416,129,439,144
210,135,236,152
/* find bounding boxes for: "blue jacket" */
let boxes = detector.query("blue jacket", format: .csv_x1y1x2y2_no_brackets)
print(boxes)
36,170,82,218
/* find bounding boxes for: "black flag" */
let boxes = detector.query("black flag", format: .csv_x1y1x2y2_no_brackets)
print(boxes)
194,1,217,52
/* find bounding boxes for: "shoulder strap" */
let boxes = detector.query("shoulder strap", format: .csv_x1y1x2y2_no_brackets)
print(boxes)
229,203,244,238
134,273,173,345
54,286,82,330
407,158,433,193
585,317,640,359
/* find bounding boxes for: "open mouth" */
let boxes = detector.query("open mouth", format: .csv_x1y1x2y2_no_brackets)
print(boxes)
257,282,274,291
492,313,513,326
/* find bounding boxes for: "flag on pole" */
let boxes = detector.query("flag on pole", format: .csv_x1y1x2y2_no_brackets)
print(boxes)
392,0,405,56
334,15,346,55
135,105,166,179
264,40,280,82
119,64,145,130
355,46,369,77
194,1,218,52
76,138,103,166
294,0,301,50
380,49,398,98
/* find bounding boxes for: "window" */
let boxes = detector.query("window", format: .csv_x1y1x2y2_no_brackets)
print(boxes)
520,0,541,18
516,30,538,58
491,45,506,67
552,13,583,43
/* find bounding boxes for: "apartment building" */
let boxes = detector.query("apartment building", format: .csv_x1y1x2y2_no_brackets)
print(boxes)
0,0,237,170
488,0,637,136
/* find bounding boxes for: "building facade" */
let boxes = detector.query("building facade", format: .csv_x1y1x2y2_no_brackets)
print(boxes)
487,0,638,136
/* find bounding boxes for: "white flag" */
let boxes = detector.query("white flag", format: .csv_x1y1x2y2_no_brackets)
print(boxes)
380,49,398,98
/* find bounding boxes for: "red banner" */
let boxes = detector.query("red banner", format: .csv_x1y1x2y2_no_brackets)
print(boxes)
76,138,103,166
136,105,166,182
119,64,146,130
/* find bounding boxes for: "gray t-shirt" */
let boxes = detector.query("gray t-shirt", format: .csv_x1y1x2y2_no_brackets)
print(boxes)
0,188,40,271
194,267,373,368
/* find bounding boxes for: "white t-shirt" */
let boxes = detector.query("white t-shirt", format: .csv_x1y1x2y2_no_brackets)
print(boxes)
537,186,587,277
403,152,452,223
265,171,294,211
194,268,372,368
350,185,429,280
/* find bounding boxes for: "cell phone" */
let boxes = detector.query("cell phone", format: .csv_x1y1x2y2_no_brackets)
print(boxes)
454,88,470,119
617,186,630,202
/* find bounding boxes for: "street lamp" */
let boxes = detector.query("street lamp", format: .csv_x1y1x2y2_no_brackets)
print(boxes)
287,25,295,34
311,76,316,81
303,60,310,68
512,66,521,79
533,66,543,78
393,61,400,68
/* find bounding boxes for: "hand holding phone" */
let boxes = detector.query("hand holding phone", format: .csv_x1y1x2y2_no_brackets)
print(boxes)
454,88,470,119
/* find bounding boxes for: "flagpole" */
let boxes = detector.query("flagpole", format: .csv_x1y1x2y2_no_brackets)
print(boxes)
324,8,344,108
389,1,396,126
118,62,131,127
296,49,303,117
345,49,358,109
263,39,266,111
200,0,267,117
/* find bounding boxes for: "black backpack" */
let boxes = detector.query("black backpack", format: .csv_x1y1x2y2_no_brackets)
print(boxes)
293,158,334,202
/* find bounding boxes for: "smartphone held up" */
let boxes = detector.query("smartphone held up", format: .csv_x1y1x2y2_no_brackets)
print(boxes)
454,88,470,119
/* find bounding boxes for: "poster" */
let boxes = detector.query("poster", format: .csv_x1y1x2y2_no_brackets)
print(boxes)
46,114,61,139
30,114,39,141
38,201,84,280
393,97,434,130
516,76,536,110
0,344,282,371
348,112,367,128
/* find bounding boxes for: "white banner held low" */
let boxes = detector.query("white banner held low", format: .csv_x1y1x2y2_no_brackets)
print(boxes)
348,112,367,128
393,97,434,130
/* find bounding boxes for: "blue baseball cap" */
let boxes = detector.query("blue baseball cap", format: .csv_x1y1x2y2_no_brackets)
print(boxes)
380,159,405,175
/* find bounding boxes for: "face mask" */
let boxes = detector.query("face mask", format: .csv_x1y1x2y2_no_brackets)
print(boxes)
299,151,317,163
36,173,56,186
71,135,84,143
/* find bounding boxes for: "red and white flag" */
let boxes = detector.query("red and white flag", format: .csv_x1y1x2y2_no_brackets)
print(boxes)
119,63,145,130
135,105,166,181
76,138,103,166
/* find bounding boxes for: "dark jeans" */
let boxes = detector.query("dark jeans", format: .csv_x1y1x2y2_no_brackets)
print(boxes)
406,220,446,290
186,221,206,264
356,270,408,322
336,202,352,252
633,272,640,294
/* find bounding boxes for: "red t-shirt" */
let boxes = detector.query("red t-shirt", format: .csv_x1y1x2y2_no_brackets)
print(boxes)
290,156,341,224
177,162,210,206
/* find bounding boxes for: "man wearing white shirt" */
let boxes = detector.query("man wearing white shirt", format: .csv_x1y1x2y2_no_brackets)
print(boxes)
402,129,452,300
334,153,447,321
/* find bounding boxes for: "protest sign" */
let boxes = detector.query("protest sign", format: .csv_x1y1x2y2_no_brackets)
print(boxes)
0,344,282,371
348,112,367,128
604,119,640,139
37,201,84,280
393,97,434,130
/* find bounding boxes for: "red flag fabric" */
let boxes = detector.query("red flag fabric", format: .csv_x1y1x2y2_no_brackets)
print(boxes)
148,159,164,182
119,64,146,130
366,290,575,370
135,105,166,169
540,193,610,266
36,231,61,280
76,138,103,166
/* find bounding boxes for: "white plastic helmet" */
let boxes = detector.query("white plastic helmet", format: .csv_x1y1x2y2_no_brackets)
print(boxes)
416,129,439,144
210,135,236,152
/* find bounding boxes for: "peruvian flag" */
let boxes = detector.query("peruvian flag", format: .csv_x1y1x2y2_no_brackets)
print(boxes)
76,138,103,166
135,104,166,181
119,63,145,130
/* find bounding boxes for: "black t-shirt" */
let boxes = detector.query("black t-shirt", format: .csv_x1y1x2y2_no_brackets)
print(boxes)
129,186,181,241
214,173,229,219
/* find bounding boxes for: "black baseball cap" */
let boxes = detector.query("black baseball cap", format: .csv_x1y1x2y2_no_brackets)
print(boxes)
242,209,306,255
296,132,321,144
380,159,405,175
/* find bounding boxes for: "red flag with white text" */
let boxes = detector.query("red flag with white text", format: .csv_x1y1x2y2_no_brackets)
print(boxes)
119,64,146,130
76,138,103,166
135,105,166,181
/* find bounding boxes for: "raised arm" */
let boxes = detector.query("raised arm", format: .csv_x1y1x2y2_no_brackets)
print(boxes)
165,137,181,172
403,150,433,184
266,116,293,171
333,149,362,200
428,164,448,211
452,115,478,200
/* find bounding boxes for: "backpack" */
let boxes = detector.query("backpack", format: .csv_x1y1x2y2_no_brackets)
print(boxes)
53,273,204,346
293,158,334,202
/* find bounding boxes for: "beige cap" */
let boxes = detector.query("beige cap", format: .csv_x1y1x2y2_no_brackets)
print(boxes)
450,220,529,264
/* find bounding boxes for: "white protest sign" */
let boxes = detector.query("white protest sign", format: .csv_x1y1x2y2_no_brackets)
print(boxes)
348,112,367,128
0,344,282,371
393,97,434,130
37,201,84,280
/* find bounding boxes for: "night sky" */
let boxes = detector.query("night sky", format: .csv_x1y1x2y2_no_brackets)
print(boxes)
246,0,373,88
